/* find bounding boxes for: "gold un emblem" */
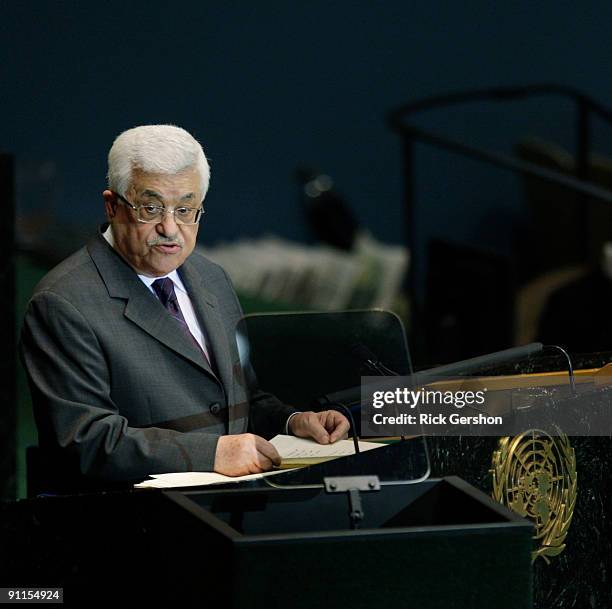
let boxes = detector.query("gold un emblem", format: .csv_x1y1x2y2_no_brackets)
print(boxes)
491,430,577,563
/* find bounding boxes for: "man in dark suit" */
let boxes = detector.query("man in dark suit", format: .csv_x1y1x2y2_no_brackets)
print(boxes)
20,125,349,489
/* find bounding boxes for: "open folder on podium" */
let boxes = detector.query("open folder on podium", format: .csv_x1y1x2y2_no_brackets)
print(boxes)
270,433,384,467
135,434,386,488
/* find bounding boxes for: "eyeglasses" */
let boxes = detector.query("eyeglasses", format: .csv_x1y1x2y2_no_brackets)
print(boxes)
113,192,205,225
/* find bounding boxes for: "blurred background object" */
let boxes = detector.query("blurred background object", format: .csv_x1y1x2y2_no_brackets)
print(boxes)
388,85,612,364
1,155,16,502
201,231,408,313
298,167,358,251
200,166,408,314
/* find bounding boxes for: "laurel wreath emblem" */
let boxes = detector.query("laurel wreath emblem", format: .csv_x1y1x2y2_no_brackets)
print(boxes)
491,430,577,563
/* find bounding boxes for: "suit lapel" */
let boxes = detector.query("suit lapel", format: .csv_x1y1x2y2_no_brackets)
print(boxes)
88,230,218,378
179,258,236,407
123,287,216,375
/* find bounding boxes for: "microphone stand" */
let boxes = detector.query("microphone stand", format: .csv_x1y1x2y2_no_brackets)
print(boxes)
543,344,577,396
318,397,360,454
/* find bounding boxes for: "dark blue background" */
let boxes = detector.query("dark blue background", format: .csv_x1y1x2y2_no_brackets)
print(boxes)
3,1,612,259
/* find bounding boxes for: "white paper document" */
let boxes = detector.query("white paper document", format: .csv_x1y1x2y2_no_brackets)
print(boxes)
269,434,384,459
134,467,292,489
134,435,384,489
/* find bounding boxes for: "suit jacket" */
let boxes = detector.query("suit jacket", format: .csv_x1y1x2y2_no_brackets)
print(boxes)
20,228,295,489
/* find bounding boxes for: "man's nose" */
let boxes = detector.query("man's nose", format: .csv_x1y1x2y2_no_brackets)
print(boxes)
156,210,179,236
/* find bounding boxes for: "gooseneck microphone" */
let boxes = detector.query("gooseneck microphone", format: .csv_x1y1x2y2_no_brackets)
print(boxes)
350,343,400,377
316,342,546,411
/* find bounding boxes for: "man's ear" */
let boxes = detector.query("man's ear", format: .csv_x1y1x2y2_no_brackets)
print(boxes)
103,189,117,220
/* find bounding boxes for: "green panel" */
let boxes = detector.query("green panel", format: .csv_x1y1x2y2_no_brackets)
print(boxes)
15,254,46,499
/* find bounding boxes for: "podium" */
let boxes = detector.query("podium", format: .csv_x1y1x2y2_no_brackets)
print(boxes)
236,312,612,608
1,445,533,607
165,474,532,608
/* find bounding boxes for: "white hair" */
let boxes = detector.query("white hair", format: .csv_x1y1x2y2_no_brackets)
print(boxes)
107,124,210,198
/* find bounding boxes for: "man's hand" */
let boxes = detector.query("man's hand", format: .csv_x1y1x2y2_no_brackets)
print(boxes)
214,433,281,476
288,410,350,444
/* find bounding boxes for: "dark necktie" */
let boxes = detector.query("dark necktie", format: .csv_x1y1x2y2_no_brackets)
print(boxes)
151,278,212,368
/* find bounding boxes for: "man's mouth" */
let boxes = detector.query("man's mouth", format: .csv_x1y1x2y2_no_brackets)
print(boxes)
154,244,182,254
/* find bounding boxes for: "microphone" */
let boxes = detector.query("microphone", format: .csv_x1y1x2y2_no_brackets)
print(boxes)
543,344,577,396
317,398,360,454
316,343,403,447
349,343,405,440
317,342,545,408
408,343,544,388
350,343,400,377
318,386,362,408
315,343,397,407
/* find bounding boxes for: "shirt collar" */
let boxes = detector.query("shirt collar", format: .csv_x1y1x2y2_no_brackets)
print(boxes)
102,224,187,294
102,224,115,247
138,269,187,294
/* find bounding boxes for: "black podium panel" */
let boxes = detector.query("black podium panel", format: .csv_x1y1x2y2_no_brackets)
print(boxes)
1,476,532,607
165,476,531,609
